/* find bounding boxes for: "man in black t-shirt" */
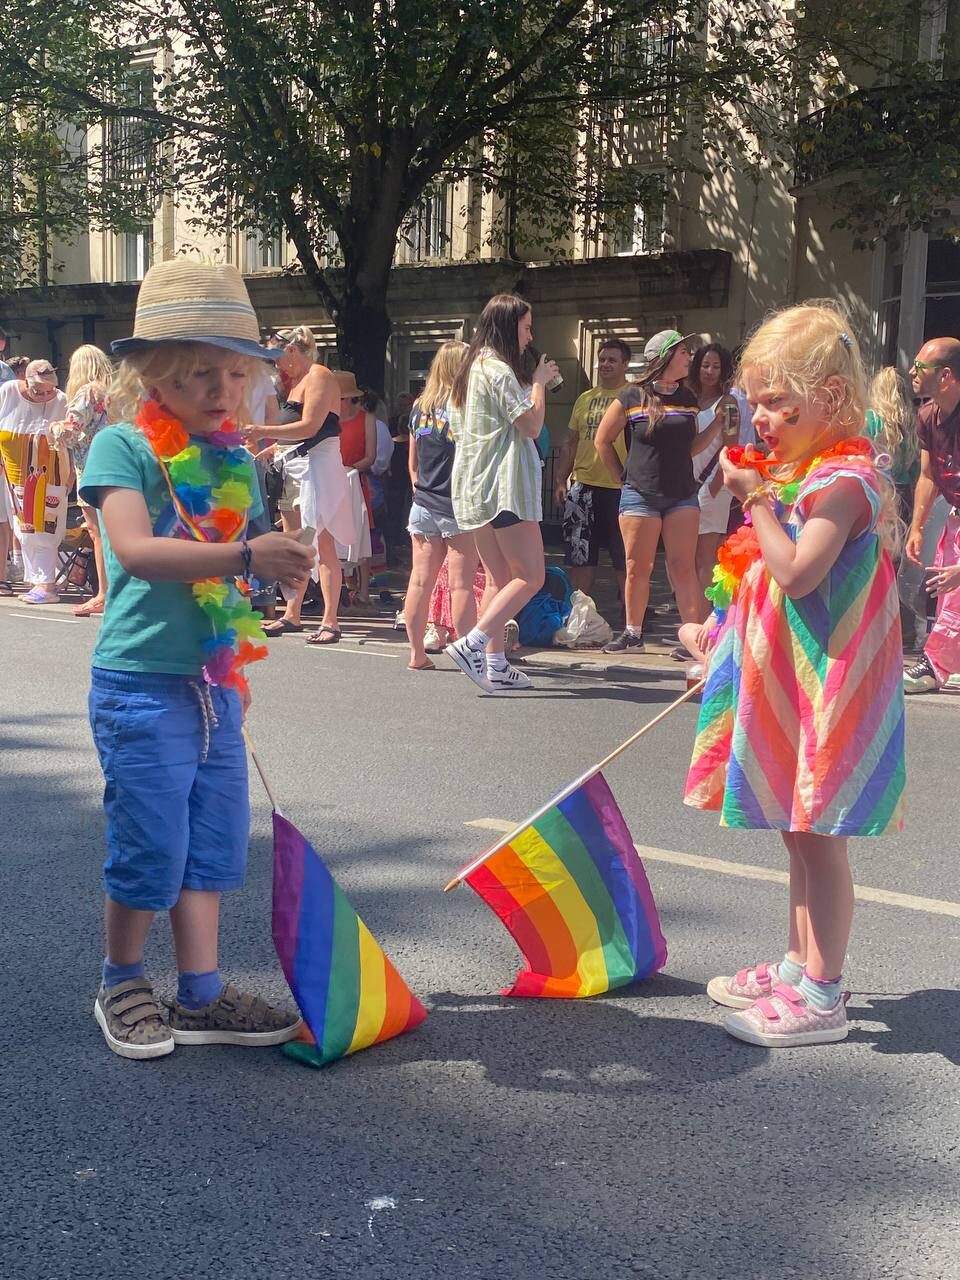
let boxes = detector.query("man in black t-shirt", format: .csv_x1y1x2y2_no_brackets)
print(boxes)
903,337,960,693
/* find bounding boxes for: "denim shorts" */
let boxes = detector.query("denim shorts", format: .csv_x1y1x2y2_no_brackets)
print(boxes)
407,500,463,539
89,668,250,911
619,485,700,519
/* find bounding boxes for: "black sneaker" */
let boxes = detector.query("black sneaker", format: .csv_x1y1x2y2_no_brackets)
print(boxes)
603,630,645,654
903,653,939,694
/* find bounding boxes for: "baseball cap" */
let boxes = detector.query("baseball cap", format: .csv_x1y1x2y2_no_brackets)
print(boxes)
25,360,58,386
642,330,698,366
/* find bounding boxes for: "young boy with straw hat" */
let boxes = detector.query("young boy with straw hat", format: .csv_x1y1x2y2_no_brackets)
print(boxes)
80,259,315,1059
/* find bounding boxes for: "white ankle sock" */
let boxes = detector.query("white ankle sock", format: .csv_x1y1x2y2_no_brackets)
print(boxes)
486,651,508,672
464,627,490,650
626,624,643,638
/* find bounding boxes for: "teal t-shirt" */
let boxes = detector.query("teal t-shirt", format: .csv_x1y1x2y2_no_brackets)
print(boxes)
864,407,920,488
80,422,263,675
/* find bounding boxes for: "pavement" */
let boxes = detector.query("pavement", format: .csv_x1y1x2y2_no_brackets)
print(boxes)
2,583,959,1280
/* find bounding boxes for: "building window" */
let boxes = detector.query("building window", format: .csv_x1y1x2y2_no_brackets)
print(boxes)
244,227,283,272
107,64,159,283
405,347,437,395
117,225,154,282
398,185,453,263
612,187,666,256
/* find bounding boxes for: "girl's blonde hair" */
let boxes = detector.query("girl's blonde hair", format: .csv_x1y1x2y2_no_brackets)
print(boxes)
275,324,317,362
65,344,113,401
739,301,867,445
109,343,260,426
418,340,468,416
867,366,918,467
739,301,900,553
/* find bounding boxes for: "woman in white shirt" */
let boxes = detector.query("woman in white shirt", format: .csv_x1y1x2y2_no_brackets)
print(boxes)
446,293,559,693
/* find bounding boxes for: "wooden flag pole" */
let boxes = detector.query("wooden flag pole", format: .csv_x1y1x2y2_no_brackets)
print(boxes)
242,725,282,815
442,677,706,893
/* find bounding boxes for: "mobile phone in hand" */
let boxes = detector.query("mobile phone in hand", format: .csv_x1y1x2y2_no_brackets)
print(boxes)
298,526,317,546
721,402,740,445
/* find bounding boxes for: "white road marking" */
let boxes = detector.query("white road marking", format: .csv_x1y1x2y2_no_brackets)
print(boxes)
304,643,402,659
465,819,960,919
8,611,84,625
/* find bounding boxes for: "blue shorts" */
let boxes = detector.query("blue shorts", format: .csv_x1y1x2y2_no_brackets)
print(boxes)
89,669,250,911
407,501,463,539
619,486,700,519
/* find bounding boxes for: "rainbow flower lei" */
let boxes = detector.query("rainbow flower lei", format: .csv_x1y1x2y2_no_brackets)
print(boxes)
136,399,268,695
705,436,875,618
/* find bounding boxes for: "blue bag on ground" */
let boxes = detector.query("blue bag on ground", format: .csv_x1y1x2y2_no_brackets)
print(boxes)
516,567,573,646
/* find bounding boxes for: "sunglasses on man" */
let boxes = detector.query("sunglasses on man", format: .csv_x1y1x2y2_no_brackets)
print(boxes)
911,359,945,375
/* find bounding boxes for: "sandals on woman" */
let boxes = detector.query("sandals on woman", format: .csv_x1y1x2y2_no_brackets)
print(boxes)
305,624,341,645
74,598,105,617
262,618,304,636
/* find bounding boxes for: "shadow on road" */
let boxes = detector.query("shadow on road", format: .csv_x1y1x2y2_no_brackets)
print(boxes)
363,986,760,1096
848,990,960,1065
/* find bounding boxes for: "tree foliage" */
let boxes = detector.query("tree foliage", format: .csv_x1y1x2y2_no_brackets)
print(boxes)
0,0,956,382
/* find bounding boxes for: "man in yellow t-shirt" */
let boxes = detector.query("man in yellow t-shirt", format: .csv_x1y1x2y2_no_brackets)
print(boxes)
554,338,630,598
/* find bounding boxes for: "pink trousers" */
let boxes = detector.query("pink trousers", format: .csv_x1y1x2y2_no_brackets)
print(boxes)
926,510,960,681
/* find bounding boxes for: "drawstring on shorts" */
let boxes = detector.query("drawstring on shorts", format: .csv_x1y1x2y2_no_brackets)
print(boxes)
189,682,220,762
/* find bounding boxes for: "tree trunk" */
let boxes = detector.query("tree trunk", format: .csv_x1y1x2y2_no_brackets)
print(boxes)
335,284,392,396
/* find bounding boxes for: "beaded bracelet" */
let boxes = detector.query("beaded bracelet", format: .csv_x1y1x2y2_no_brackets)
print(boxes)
742,485,772,512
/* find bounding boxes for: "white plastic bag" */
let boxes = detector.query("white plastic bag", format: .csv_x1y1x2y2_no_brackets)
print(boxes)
552,590,614,648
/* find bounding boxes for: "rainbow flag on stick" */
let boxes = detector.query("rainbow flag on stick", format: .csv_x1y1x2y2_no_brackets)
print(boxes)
462,774,667,998
270,812,427,1067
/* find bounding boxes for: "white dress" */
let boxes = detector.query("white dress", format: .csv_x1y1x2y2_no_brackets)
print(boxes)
0,382,69,583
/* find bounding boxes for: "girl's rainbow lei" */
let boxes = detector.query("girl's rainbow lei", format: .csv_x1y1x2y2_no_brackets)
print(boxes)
136,399,268,695
705,436,874,618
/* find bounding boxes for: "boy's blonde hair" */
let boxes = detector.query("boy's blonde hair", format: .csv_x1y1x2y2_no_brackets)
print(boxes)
867,366,918,466
65,344,114,401
739,301,900,554
109,343,259,426
418,340,468,416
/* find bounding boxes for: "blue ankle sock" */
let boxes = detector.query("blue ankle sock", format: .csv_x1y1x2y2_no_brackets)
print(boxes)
103,958,146,989
779,955,804,986
798,968,843,1011
177,969,224,1010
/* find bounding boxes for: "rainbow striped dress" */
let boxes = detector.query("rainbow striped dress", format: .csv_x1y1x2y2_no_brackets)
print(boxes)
684,459,905,835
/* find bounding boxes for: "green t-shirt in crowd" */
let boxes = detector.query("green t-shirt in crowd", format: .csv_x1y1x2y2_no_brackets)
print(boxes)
79,422,263,675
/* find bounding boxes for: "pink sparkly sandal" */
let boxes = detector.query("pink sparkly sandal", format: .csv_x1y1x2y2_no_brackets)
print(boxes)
723,983,849,1048
706,962,780,1010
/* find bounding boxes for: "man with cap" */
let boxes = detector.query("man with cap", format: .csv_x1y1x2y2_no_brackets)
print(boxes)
0,359,67,601
903,336,960,693
594,328,721,652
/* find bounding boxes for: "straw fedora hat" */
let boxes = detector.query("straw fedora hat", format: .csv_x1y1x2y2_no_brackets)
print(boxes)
111,260,277,362
333,370,363,398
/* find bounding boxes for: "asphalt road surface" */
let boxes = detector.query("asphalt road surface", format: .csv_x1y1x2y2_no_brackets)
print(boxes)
3,600,959,1280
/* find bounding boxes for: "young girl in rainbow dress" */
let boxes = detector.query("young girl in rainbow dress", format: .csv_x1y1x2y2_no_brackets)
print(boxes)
80,261,315,1059
684,303,906,1048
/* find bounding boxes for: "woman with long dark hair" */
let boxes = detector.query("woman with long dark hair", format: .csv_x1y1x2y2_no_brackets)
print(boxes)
446,293,559,693
594,330,723,651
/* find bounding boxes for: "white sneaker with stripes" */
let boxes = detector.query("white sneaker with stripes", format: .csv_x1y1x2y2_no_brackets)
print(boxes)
486,662,532,691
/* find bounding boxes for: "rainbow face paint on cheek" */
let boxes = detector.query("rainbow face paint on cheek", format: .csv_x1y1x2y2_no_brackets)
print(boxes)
781,406,801,425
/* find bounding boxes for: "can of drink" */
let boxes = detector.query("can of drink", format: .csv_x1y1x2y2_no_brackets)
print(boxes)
545,366,564,393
